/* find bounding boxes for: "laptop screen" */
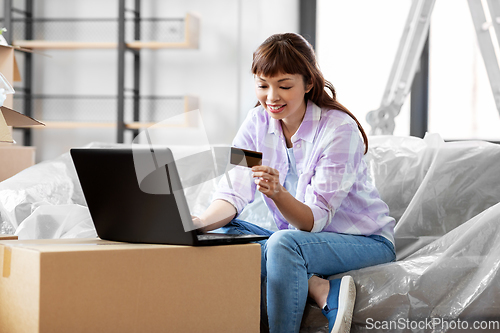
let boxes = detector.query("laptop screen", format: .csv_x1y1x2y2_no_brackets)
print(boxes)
71,147,196,245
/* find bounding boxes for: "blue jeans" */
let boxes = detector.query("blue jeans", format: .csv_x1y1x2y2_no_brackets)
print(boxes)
214,219,396,333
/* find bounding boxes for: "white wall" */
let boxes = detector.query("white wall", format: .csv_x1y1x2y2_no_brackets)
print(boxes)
9,0,299,162
316,0,412,137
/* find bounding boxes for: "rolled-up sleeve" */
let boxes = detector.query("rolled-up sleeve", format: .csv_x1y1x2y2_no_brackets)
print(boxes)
304,122,364,232
212,165,256,216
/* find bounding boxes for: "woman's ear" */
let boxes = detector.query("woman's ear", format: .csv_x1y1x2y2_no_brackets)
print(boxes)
305,82,313,94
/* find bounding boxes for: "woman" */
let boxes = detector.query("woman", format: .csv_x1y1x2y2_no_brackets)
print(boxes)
193,33,395,333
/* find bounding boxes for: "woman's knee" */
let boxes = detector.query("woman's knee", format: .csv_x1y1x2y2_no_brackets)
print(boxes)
265,230,300,257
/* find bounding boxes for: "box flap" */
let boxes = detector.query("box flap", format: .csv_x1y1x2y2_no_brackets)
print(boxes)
13,57,21,82
0,45,13,51
0,44,33,54
1,244,12,277
1,106,45,127
0,238,172,253
0,111,12,143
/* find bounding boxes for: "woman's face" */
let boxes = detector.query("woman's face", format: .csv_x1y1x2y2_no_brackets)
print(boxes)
254,73,312,125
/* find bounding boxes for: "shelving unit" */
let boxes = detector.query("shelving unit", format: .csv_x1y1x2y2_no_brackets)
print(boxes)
12,94,198,129
2,0,200,145
11,13,199,50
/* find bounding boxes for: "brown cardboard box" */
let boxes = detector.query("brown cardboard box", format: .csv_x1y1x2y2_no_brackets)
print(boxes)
0,235,17,240
0,44,44,145
0,238,261,333
0,144,35,181
0,100,45,144
0,107,43,180
0,44,22,110
0,45,43,179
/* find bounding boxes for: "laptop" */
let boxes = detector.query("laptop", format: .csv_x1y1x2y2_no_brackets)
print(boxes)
70,146,269,246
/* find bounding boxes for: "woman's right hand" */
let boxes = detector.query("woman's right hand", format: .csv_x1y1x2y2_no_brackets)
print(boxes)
190,200,238,233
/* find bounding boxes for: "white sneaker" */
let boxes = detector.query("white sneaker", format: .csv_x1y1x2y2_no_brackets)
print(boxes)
331,275,356,333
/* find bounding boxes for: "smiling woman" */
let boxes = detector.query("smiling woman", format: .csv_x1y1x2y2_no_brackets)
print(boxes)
192,32,396,333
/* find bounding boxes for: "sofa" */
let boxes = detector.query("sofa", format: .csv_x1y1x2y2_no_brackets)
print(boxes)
1,133,500,332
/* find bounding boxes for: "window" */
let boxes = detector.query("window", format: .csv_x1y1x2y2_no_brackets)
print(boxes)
429,0,500,140
316,0,412,136
317,0,500,140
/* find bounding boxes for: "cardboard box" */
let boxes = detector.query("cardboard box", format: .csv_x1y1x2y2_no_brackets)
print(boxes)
0,99,44,145
0,144,36,181
0,107,43,180
0,44,44,144
0,45,21,110
0,235,17,240
0,106,42,181
0,238,261,333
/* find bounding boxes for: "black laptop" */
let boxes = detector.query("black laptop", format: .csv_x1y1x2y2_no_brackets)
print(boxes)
70,146,268,246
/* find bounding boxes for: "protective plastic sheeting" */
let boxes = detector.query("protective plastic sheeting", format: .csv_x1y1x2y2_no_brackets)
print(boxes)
15,204,97,239
342,133,500,332
0,151,85,235
301,133,500,332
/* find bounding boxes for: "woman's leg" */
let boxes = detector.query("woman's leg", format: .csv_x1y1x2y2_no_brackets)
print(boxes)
264,230,395,333
211,218,274,279
212,218,274,238
211,219,274,330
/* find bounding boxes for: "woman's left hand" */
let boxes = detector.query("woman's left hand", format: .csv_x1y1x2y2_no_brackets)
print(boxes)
252,165,283,199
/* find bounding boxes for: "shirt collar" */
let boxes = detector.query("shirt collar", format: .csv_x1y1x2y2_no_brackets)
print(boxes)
293,100,321,144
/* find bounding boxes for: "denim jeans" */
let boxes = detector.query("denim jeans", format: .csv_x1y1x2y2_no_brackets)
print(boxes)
213,219,396,333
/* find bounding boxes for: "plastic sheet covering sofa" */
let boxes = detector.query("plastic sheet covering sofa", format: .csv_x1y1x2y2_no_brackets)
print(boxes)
1,134,500,333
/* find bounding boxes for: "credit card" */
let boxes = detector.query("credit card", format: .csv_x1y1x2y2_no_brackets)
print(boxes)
230,147,263,168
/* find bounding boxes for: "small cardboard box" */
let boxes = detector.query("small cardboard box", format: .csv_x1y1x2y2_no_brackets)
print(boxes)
0,238,261,333
0,107,43,180
0,44,44,144
0,98,45,144
0,144,35,181
0,44,22,110
0,107,42,181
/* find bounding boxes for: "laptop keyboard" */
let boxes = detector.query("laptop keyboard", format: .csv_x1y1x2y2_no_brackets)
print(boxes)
197,233,254,240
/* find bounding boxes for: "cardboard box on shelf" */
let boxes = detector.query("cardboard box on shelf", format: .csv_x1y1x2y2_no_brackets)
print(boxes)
0,45,44,180
0,238,261,333
0,106,43,181
0,143,35,182
0,105,44,143
0,44,22,110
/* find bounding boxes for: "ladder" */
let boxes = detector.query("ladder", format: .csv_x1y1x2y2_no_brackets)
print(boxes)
366,0,500,135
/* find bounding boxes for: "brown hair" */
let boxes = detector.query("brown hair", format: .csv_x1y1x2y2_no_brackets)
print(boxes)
251,33,368,154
